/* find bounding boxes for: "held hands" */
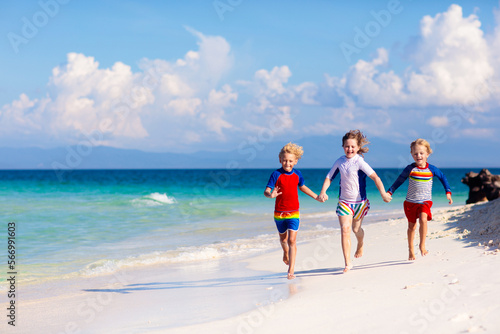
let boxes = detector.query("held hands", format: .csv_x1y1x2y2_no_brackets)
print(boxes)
317,193,328,203
382,192,392,203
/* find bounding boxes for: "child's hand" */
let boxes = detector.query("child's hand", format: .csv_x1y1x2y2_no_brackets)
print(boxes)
318,193,328,202
447,193,453,205
382,192,392,203
270,186,282,198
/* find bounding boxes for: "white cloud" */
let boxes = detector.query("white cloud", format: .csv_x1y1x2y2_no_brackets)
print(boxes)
203,84,237,135
138,29,238,148
345,48,403,107
160,74,193,97
1,53,151,146
254,66,292,96
460,128,496,138
294,82,319,105
184,26,233,84
49,53,151,139
165,98,201,116
428,116,449,127
306,106,392,139
237,66,305,137
0,94,44,135
406,4,494,105
0,28,238,150
337,4,495,108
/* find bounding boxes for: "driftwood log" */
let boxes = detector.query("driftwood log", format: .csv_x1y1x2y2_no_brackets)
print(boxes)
461,169,500,204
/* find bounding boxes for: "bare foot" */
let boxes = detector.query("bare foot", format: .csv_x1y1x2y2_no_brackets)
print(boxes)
287,272,295,280
408,251,416,261
354,243,364,258
343,264,353,273
283,251,289,265
420,248,429,257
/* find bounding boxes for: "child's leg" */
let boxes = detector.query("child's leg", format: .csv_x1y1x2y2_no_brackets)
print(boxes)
287,230,298,279
339,215,353,272
418,212,429,256
407,221,417,260
279,231,289,265
352,217,364,258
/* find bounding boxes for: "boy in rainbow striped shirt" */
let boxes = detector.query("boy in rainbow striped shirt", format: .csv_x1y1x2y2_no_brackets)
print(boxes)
387,139,453,261
264,142,323,280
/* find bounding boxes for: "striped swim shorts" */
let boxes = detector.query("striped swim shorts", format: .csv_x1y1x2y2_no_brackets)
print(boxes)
274,210,300,234
336,199,370,220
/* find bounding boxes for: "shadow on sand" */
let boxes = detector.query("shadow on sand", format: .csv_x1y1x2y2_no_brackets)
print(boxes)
84,260,413,295
83,272,288,294
442,200,499,248
294,260,412,278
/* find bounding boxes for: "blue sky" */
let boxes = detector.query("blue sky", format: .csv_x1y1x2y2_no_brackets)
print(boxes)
1,1,499,162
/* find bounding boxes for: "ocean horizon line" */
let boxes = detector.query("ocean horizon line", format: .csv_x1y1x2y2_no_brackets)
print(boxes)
0,166,499,171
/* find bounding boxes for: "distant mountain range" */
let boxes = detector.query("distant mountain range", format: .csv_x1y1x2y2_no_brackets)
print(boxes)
0,135,496,170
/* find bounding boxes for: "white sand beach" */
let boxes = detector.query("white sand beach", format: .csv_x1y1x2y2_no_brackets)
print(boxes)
4,199,500,334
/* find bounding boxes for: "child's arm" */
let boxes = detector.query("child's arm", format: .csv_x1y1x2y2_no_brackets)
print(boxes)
264,171,281,199
428,164,453,205
369,172,392,203
319,163,340,202
299,185,322,202
264,186,281,199
318,178,331,202
387,164,413,196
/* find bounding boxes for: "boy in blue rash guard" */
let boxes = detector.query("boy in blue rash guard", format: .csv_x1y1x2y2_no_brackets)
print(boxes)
387,139,453,261
264,142,322,280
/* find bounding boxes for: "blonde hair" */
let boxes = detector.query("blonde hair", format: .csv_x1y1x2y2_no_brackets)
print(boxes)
279,142,303,160
410,138,433,155
342,130,369,155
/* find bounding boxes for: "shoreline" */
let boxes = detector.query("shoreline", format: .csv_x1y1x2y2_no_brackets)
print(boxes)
156,201,500,334
3,201,499,333
1,206,404,289
3,253,292,333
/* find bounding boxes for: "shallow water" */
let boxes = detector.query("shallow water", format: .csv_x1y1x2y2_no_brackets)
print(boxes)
0,167,492,286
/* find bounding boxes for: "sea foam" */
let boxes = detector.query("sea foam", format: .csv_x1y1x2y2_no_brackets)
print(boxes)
131,192,177,207
79,234,277,277
78,225,338,277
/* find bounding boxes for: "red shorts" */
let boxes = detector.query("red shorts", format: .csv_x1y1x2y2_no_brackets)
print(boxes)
403,200,433,223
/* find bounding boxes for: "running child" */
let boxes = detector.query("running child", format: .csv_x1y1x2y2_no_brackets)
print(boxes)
264,142,322,280
387,138,453,260
318,130,392,273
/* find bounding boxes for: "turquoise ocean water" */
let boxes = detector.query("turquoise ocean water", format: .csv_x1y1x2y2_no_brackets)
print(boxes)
0,167,497,287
